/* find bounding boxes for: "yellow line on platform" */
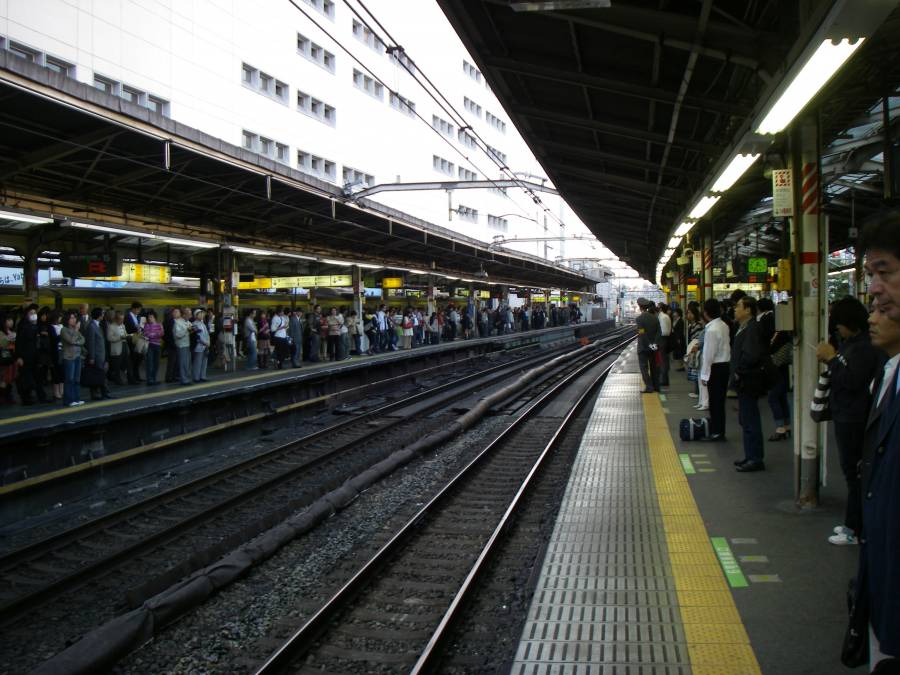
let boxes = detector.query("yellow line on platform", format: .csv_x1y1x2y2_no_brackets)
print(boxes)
641,391,762,675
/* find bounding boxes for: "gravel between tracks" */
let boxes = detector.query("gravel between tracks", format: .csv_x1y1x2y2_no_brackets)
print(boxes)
112,417,511,675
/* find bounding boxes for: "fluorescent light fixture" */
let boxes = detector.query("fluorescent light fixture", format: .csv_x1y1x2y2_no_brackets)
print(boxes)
321,258,352,266
711,153,760,192
511,0,610,10
407,269,428,275
281,252,317,261
70,221,150,238
0,209,54,224
674,222,694,237
757,38,865,135
162,237,218,249
689,196,721,220
665,248,676,257
668,236,681,249
231,246,275,256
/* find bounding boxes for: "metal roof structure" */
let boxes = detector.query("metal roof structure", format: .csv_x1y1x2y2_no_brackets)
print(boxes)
0,52,592,292
438,0,900,280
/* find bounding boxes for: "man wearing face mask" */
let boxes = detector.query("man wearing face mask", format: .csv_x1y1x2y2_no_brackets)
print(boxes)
15,304,47,405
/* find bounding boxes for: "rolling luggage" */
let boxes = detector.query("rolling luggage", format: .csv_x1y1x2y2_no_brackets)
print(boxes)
679,417,709,441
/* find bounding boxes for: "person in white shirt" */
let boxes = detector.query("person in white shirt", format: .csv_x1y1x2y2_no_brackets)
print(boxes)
699,298,731,441
270,306,289,369
657,303,673,387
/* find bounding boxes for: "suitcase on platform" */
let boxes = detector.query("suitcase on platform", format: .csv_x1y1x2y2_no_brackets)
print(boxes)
679,417,709,441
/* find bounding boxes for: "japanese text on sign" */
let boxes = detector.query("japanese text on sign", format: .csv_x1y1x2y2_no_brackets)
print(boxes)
772,169,794,217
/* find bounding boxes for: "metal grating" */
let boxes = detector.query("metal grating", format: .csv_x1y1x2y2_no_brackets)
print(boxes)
513,353,692,674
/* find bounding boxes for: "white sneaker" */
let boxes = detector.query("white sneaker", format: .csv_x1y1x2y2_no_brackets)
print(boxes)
68,401,81,407
695,405,709,411
688,392,698,398
833,525,853,536
828,532,858,546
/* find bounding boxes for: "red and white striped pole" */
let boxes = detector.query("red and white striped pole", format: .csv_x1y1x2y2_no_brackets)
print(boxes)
703,236,713,302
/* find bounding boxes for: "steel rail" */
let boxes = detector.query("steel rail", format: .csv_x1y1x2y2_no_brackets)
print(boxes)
252,334,634,674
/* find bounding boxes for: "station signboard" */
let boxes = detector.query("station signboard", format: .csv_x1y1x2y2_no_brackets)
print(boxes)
61,252,121,278
747,257,768,274
239,274,352,290
382,277,403,289
85,262,171,283
772,169,793,217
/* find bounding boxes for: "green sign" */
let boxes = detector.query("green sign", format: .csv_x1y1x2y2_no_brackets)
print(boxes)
747,257,768,274
711,537,749,588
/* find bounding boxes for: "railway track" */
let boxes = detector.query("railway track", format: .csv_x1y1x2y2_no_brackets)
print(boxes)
251,336,627,674
0,330,632,665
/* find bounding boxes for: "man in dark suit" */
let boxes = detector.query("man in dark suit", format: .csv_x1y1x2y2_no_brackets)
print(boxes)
635,298,660,393
123,301,143,383
85,307,112,400
855,215,900,668
731,296,765,471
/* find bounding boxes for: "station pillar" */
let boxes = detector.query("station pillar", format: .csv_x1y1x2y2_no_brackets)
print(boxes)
352,265,364,344
23,251,39,305
702,235,713,302
426,278,436,317
791,113,827,508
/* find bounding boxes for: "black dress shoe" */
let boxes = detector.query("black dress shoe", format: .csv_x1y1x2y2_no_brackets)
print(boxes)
641,388,655,394
734,458,748,466
102,393,114,399
736,460,765,472
699,434,726,442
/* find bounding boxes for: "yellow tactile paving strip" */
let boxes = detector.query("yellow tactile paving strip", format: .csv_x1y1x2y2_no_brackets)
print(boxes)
642,391,762,675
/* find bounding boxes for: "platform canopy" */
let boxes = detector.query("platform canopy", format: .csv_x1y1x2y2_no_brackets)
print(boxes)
438,0,900,280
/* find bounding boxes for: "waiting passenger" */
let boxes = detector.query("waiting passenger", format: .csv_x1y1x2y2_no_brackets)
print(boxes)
243,309,258,370
192,309,210,382
289,308,303,366
257,311,271,369
0,314,16,404
347,310,361,356
85,307,111,400
106,311,127,386
767,305,793,441
60,311,84,407
124,301,144,384
730,296,765,471
142,310,163,385
657,303,672,388
699,298,730,441
635,297,660,394
326,307,343,361
16,305,47,405
172,307,192,385
816,297,882,545
48,310,64,402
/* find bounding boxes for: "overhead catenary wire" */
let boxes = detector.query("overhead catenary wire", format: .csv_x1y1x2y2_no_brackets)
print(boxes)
285,0,534,222
344,0,568,230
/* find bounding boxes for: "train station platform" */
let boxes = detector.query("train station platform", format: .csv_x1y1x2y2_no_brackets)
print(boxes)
513,344,855,675
0,321,614,501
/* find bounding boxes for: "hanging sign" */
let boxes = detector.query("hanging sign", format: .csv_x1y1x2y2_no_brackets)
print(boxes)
381,277,403,289
239,275,352,290
61,252,121,278
85,262,170,283
772,169,794,217
692,251,702,273
747,257,768,274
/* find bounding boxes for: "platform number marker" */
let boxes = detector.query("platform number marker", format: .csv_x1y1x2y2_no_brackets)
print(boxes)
711,537,748,588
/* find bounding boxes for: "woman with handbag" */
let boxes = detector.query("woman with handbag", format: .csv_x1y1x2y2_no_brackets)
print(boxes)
0,313,17,404
816,296,883,545
767,326,793,441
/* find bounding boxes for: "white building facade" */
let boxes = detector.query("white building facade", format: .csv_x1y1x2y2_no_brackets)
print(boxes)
0,0,623,269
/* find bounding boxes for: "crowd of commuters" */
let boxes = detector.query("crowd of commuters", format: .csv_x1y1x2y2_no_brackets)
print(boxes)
636,215,900,670
0,300,582,408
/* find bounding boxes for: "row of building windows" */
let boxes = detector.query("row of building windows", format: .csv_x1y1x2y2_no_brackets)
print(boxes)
297,150,337,181
487,215,509,232
389,92,416,117
93,74,170,115
297,89,336,125
301,0,335,20
462,59,482,83
297,32,335,72
352,18,385,53
242,63,289,104
343,166,374,188
242,130,290,163
456,205,478,222
433,155,455,176
459,167,478,181
458,128,477,149
432,115,455,137
487,144,508,165
352,68,384,100
486,111,506,134
1,35,170,116
463,96,482,118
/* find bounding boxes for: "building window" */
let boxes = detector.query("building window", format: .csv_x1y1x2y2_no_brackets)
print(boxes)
486,111,507,134
486,144,507,165
147,95,170,116
342,166,374,188
7,41,39,63
297,89,336,126
121,85,145,105
389,48,415,75
432,115,454,137
458,167,478,181
2,37,75,77
463,59,482,83
44,55,75,77
352,69,383,100
242,130,258,151
242,63,288,104
456,205,478,222
301,0,335,20
432,155,454,176
93,74,119,96
463,96,482,118
298,150,337,182
352,18,384,53
488,215,509,232
389,92,415,117
297,32,336,72
458,128,477,149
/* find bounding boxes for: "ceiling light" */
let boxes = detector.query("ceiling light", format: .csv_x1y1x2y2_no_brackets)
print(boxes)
321,258,351,266
231,246,275,256
674,222,694,237
711,154,761,193
689,196,721,220
407,269,428,275
69,221,150,238
667,236,681,249
162,237,218,249
757,38,865,135
0,209,54,224
510,1,610,10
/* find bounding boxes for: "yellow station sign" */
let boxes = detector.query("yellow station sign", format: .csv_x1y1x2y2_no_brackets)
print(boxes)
239,275,352,290
86,263,171,283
